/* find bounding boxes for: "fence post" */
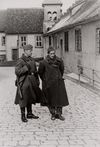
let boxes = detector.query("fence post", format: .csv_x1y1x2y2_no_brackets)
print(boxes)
78,65,80,83
92,69,94,87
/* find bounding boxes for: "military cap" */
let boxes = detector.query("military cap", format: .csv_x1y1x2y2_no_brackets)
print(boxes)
23,44,33,50
47,46,55,53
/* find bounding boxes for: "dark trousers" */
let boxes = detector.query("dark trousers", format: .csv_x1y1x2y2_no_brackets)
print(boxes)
20,104,32,115
48,106,62,116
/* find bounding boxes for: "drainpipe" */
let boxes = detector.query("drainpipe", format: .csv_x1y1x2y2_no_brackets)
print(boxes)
17,33,19,59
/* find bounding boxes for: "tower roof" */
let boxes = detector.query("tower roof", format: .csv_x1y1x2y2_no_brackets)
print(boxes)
42,0,62,6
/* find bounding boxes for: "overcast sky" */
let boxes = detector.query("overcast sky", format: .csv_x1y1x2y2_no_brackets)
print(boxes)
0,0,75,12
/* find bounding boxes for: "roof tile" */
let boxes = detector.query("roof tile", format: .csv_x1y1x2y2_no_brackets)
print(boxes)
0,8,44,34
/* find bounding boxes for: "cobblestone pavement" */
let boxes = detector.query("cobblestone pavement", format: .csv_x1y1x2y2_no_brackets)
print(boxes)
0,67,100,147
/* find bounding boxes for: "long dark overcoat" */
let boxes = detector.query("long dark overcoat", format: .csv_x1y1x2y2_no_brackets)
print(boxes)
38,55,69,107
15,54,44,107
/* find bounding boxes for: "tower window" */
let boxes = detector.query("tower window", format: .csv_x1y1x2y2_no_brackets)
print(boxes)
48,11,52,21
48,11,51,14
53,11,57,21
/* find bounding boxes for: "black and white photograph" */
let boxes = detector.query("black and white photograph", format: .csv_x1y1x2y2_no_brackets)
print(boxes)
0,0,100,147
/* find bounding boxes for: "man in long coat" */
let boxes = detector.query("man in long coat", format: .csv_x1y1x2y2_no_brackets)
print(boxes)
15,44,41,122
38,46,69,121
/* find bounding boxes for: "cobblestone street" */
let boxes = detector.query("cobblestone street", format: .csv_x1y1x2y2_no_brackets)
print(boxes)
0,67,100,147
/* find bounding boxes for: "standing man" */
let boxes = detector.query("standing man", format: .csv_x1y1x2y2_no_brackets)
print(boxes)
38,46,69,121
15,44,40,122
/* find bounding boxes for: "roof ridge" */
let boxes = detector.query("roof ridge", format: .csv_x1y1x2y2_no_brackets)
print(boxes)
7,7,43,10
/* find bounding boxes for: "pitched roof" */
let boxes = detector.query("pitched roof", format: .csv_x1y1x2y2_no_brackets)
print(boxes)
42,0,62,6
46,0,100,35
6,8,44,34
0,10,7,32
0,8,44,34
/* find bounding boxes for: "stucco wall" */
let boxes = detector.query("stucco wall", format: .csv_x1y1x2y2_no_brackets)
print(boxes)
63,20,100,82
49,20,100,82
6,34,44,61
44,5,61,21
6,35,17,61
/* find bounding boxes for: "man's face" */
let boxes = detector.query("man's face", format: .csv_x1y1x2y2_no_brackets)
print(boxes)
25,49,32,57
49,50,55,59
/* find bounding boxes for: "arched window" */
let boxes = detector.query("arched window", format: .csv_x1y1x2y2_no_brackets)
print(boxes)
47,11,52,21
53,11,57,21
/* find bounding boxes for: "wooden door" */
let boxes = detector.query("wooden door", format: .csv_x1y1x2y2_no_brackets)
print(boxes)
12,49,18,60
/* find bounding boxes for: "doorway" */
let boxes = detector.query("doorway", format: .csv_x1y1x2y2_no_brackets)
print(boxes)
12,49,18,60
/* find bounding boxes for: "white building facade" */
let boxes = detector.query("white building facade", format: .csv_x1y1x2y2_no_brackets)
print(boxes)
44,0,100,84
0,0,63,62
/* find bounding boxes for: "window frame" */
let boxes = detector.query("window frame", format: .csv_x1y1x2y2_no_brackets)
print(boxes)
49,36,52,46
53,11,57,21
1,36,6,46
35,35,43,48
53,35,57,50
20,35,27,48
47,11,52,21
75,28,82,52
96,28,100,54
64,31,69,52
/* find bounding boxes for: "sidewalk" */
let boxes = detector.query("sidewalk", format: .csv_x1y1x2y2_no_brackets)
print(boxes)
0,67,100,147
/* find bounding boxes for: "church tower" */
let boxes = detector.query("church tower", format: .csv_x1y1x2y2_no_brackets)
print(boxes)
42,0,62,33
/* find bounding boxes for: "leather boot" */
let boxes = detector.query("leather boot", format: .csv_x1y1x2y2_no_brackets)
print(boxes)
21,107,28,123
55,107,65,121
27,104,39,119
51,114,56,120
27,113,39,119
57,114,65,121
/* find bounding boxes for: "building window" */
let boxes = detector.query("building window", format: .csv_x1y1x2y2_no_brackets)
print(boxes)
35,35,43,48
64,31,69,52
49,36,51,46
20,36,27,47
53,35,57,49
48,11,52,21
96,28,100,54
12,49,18,61
0,55,6,62
1,36,6,46
53,11,57,21
47,27,51,32
75,29,82,52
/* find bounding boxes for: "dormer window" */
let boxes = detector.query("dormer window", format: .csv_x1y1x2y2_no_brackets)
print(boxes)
48,11,52,21
53,11,57,21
